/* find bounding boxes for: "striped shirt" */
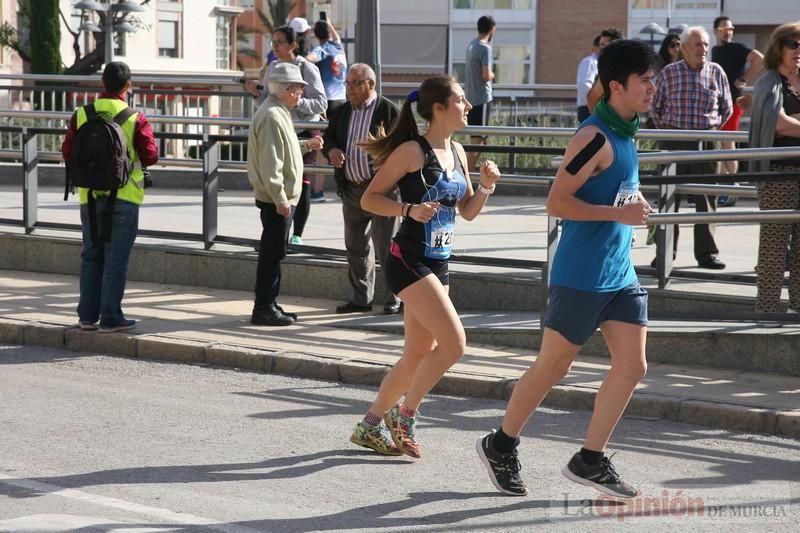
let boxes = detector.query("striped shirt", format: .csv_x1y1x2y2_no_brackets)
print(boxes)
651,60,732,130
344,93,377,184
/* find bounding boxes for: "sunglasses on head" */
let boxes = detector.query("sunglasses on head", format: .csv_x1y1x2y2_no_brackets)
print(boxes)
783,39,800,50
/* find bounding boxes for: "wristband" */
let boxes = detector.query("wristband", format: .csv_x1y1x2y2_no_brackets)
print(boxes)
477,182,496,195
406,204,414,217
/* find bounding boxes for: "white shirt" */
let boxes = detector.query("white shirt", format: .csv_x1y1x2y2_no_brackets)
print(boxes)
576,52,598,107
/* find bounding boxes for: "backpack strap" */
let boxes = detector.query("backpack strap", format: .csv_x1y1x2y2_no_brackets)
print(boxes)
100,189,117,243
84,103,98,122
113,107,136,126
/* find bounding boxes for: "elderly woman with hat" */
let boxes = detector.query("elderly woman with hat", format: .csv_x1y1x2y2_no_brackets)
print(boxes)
247,62,324,326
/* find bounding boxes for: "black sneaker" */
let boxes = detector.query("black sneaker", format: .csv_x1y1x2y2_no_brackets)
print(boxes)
476,431,528,496
561,452,639,499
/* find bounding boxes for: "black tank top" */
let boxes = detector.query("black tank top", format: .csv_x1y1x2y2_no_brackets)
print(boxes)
394,136,468,259
774,75,800,167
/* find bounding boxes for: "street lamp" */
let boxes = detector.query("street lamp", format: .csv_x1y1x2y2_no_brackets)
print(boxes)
639,22,668,49
74,0,145,66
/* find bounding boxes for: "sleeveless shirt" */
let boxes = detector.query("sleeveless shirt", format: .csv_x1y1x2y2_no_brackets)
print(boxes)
549,115,639,291
394,136,468,260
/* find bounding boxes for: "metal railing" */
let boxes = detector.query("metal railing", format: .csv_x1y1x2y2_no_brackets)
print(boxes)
2,112,800,320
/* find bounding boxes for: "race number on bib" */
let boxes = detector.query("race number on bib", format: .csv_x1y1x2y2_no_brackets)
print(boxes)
431,230,453,249
614,185,639,207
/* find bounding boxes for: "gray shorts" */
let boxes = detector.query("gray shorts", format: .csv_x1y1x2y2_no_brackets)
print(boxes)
543,282,648,346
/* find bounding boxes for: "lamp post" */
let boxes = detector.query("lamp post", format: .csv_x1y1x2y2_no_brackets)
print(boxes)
74,0,144,66
640,22,668,49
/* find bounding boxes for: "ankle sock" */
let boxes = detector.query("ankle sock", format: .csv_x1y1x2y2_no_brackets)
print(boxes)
363,412,381,427
399,404,416,418
579,447,604,465
491,427,519,454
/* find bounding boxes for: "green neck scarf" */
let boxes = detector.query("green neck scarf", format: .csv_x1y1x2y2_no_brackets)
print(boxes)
595,98,639,139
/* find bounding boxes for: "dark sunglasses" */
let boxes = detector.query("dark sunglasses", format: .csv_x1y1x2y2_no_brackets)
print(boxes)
669,42,680,49
783,39,800,50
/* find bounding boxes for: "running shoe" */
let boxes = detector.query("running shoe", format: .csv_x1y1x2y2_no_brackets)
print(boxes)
561,452,639,499
383,404,422,458
350,421,403,456
289,235,303,245
476,430,528,496
78,321,98,331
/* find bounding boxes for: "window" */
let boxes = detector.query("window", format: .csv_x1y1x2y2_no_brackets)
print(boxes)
453,0,532,8
158,20,178,57
216,16,231,69
157,0,182,57
452,28,532,85
631,0,669,7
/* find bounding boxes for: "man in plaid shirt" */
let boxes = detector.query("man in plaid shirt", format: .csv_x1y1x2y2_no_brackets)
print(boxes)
651,26,732,270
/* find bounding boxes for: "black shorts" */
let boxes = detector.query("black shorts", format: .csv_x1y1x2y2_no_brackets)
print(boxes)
467,102,491,128
385,241,449,295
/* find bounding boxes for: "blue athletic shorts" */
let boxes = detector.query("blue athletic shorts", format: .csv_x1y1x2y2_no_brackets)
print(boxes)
543,282,648,346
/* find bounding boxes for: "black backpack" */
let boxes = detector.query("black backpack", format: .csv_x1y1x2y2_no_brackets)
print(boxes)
65,103,136,243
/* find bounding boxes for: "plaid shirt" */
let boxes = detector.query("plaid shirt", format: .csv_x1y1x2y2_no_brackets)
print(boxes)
651,60,732,130
345,93,377,184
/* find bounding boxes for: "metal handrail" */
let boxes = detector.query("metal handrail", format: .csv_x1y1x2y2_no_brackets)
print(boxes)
552,145,800,168
649,210,800,224
0,73,572,93
0,110,754,143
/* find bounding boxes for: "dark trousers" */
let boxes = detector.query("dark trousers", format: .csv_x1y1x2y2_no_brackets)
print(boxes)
661,139,720,262
254,200,294,310
292,181,311,237
341,181,400,306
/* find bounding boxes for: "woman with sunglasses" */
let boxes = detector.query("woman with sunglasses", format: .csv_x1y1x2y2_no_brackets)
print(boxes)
246,26,327,247
348,75,501,457
750,22,800,314
657,33,681,71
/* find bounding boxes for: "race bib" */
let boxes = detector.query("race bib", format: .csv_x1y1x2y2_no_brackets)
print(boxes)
614,184,639,207
431,230,453,250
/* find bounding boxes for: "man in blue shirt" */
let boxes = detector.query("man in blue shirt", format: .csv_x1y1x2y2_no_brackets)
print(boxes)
464,15,495,170
477,40,658,501
307,19,348,114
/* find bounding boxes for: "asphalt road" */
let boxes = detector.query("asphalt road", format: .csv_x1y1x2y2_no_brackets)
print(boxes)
1,344,798,532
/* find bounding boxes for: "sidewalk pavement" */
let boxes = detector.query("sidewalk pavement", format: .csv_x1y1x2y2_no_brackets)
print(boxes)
2,269,798,438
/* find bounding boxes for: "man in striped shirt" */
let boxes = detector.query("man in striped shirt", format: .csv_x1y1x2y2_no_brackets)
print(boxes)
323,63,403,314
650,26,733,270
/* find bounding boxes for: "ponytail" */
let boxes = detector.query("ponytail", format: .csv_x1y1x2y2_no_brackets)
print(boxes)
361,75,456,169
361,98,420,169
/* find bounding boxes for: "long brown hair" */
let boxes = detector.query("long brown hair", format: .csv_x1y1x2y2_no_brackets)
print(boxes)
763,22,800,71
361,75,456,168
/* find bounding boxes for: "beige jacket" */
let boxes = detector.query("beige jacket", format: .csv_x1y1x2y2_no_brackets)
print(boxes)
247,96,312,206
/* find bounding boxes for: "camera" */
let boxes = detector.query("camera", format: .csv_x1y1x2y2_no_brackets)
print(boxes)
233,76,263,91
320,11,327,20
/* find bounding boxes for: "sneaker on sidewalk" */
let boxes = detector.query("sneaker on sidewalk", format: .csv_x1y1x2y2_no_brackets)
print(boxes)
561,452,639,499
99,319,137,333
350,421,403,456
310,191,327,203
476,430,528,496
79,321,98,331
384,404,422,458
288,235,303,245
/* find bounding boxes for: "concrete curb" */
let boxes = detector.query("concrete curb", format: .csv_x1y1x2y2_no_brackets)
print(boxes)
6,319,798,439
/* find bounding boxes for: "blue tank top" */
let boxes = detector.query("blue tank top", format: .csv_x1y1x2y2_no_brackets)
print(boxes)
549,115,639,292
394,137,468,260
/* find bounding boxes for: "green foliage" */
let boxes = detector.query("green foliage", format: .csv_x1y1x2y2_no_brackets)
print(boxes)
0,0,31,62
260,0,295,34
30,0,61,74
